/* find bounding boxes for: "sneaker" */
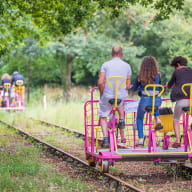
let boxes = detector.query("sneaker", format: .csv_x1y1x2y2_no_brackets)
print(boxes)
172,142,181,148
118,119,125,129
102,137,109,148
155,123,163,131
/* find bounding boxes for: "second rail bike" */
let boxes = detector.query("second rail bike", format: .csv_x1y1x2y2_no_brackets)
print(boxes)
0,80,25,111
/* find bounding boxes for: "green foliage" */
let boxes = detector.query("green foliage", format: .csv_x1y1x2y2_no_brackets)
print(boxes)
1,0,192,87
91,1,192,84
0,125,93,192
71,33,144,84
1,38,62,86
0,1,48,56
0,0,185,55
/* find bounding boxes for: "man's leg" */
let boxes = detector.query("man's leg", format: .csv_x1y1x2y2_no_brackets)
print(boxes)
118,103,124,120
172,99,188,147
100,116,109,147
100,117,108,137
173,120,180,143
117,103,126,142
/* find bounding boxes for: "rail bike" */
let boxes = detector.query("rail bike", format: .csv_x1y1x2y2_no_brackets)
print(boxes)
0,81,25,111
84,76,192,173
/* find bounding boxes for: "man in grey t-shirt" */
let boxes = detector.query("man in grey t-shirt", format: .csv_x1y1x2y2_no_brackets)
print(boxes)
98,46,132,147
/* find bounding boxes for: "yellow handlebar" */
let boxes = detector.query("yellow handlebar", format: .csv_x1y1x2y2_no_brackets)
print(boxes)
181,83,192,114
144,84,164,115
106,76,127,108
106,76,126,89
181,83,192,96
144,84,164,97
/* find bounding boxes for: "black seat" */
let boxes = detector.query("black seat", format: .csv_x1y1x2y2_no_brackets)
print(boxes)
159,107,173,115
145,106,158,113
182,106,190,112
108,99,122,105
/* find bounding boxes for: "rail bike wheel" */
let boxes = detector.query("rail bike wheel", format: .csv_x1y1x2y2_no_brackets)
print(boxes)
87,158,97,167
100,160,109,173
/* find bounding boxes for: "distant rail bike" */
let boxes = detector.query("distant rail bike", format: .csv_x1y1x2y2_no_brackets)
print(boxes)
0,80,25,111
84,76,192,173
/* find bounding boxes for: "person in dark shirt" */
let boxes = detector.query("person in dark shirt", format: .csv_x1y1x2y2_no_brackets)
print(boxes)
167,56,192,148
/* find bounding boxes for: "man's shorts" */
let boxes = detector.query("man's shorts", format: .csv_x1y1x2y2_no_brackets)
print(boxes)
98,95,124,117
174,99,189,121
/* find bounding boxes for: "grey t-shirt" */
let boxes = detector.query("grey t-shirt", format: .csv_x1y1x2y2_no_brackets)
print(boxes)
100,57,132,98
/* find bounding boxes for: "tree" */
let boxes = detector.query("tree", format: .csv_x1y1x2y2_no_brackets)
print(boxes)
72,33,144,84
1,0,191,97
0,0,185,54
1,38,46,102
88,0,192,84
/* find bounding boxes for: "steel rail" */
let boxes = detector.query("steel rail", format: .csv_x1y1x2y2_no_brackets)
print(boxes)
0,120,145,192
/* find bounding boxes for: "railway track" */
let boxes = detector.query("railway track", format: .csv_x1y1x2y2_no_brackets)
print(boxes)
31,118,192,154
30,118,85,139
3,117,192,191
30,118,192,177
0,119,145,192
30,117,126,148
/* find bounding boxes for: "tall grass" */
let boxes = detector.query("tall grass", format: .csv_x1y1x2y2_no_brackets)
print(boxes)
24,86,93,132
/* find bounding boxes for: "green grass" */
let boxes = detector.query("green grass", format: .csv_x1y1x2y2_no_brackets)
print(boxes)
0,125,94,192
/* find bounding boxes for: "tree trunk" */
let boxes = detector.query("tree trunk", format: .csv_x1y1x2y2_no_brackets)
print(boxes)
67,54,73,87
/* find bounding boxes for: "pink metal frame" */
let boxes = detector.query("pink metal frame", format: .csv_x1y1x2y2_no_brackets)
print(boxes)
84,87,192,164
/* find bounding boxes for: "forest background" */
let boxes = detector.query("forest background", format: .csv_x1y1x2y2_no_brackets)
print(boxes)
0,0,191,102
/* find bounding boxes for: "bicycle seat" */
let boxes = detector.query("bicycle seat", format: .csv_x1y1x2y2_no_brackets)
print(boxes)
145,106,158,113
159,107,173,115
108,99,122,105
182,106,190,112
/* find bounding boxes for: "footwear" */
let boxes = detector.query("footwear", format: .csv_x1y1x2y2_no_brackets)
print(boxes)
172,142,181,148
102,137,109,148
136,139,144,147
118,119,125,129
121,138,126,143
155,123,163,131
